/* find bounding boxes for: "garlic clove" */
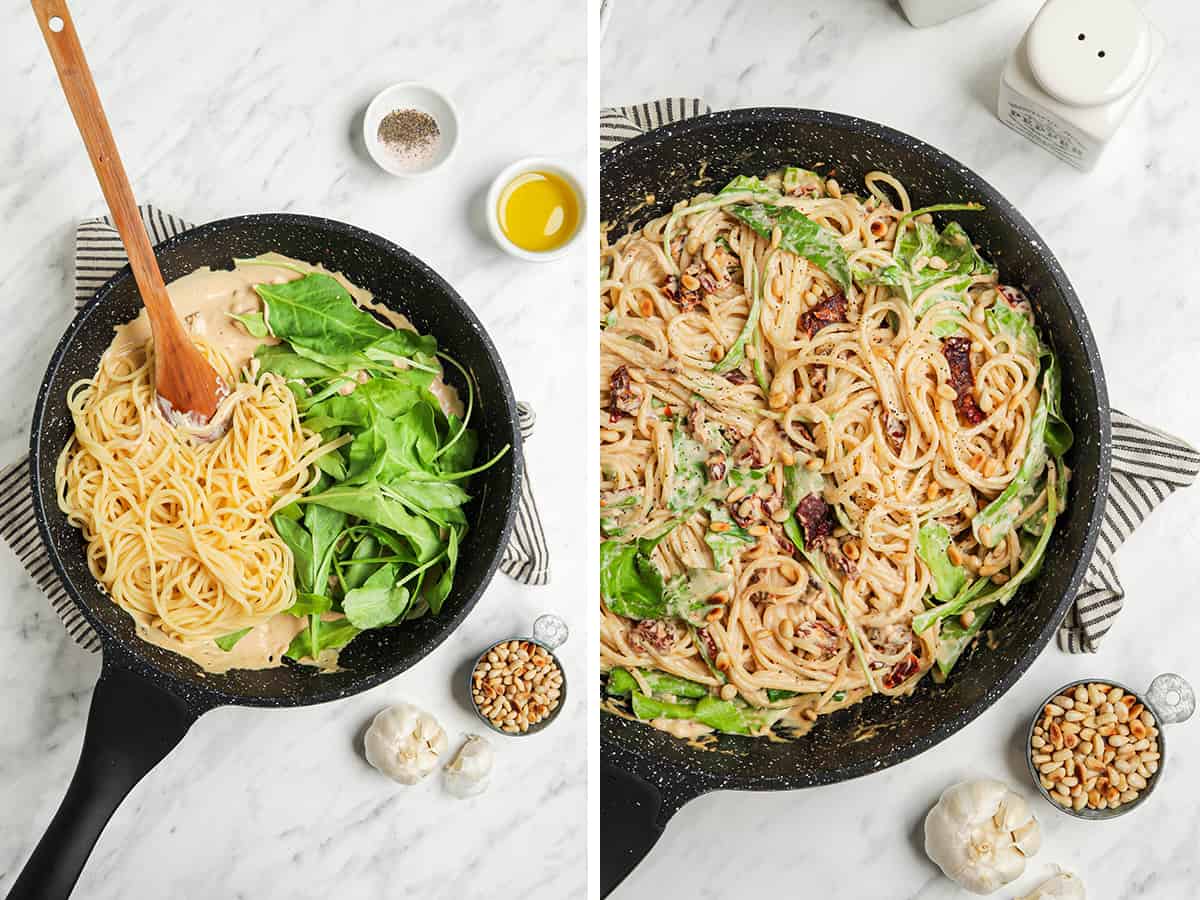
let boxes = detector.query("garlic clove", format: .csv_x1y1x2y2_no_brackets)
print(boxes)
1012,818,1043,857
1017,869,1086,899
444,734,494,798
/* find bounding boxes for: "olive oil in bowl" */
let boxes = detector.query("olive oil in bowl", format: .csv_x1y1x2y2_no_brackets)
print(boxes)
487,160,582,260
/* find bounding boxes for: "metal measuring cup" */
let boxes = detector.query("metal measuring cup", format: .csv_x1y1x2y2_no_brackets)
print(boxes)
467,614,568,736
1026,673,1195,819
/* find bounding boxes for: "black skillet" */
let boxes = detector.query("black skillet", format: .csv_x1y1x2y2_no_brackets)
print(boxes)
9,214,522,899
600,108,1111,895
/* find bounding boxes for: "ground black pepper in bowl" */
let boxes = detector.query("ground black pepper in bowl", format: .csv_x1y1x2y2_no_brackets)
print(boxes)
376,108,441,168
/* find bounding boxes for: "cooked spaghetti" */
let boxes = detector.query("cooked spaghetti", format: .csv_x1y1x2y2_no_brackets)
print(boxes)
55,336,325,643
600,167,1072,741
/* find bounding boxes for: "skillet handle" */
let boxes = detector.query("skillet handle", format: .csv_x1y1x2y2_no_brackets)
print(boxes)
602,762,687,898
8,656,199,900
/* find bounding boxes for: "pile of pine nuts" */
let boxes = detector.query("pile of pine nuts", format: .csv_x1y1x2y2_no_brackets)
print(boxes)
472,640,563,734
1030,681,1160,813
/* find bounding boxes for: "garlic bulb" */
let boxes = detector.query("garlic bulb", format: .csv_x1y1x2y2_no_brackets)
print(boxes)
363,703,448,785
924,779,1042,895
1018,870,1086,899
444,734,494,798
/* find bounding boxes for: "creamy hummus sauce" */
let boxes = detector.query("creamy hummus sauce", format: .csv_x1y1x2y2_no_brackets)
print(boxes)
648,717,715,740
112,252,461,674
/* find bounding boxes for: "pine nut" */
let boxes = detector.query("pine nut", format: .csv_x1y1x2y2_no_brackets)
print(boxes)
1108,687,1124,703
1044,703,1065,717
1052,748,1072,762
1074,685,1089,703
1064,710,1085,722
1031,735,1046,749
1052,695,1075,710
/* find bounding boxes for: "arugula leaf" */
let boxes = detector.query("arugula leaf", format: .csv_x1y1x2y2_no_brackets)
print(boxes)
228,312,270,338
343,564,412,629
781,167,823,196
606,667,709,699
662,568,730,626
973,365,1053,547
661,176,779,264
860,216,993,304
667,422,710,513
985,302,1040,357
1041,351,1074,457
254,344,338,381
214,628,251,651
314,447,347,481
285,615,360,662
272,514,315,593
935,602,995,677
284,592,334,617
341,534,381,591
427,525,459,615
297,483,442,562
303,500,347,598
255,273,390,356
630,691,697,721
367,327,438,363
712,254,764,374
728,204,852,291
704,503,755,568
916,522,967,602
600,538,667,620
913,577,991,635
693,696,753,734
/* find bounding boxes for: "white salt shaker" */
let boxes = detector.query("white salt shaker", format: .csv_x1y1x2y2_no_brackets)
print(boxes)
998,0,1164,171
899,0,997,28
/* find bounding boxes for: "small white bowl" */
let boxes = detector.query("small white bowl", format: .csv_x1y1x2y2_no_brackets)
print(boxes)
362,82,459,177
485,157,584,262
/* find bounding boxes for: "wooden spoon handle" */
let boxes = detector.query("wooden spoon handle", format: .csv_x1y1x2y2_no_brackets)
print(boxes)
31,0,183,352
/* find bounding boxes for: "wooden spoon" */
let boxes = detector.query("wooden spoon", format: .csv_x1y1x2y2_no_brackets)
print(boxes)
32,0,226,425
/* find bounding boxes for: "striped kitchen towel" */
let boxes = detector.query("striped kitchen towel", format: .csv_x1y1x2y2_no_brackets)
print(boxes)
602,99,1200,653
600,98,711,151
1,206,549,653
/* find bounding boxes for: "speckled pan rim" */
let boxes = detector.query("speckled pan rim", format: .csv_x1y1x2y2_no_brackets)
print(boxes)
600,106,1112,802
29,212,522,712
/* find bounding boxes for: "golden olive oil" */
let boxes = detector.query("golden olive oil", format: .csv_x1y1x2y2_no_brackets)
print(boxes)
497,171,579,253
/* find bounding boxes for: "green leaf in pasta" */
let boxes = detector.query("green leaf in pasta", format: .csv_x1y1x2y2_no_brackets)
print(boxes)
916,522,968,602
342,564,412,629
214,628,251,651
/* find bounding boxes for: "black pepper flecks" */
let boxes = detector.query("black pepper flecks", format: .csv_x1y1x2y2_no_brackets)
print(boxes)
377,108,441,166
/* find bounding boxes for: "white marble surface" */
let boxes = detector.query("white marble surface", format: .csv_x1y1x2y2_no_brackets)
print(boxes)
0,1,585,897
605,1,1200,897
